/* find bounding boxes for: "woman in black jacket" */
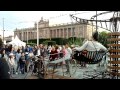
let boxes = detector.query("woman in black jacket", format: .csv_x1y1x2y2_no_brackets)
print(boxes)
0,58,10,79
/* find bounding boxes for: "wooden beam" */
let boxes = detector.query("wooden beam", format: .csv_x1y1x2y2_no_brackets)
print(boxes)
107,38,120,41
108,32,120,36
108,61,120,64
108,44,120,47
108,66,120,70
108,71,120,76
109,49,120,53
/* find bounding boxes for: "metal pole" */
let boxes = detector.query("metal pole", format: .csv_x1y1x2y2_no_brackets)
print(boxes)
96,11,97,32
22,29,23,41
70,14,74,43
37,21,39,46
27,29,28,44
3,18,4,43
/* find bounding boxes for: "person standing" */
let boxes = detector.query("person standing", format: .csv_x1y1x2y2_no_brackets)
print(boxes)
19,52,26,74
0,58,10,79
15,49,21,74
60,46,67,64
8,53,16,76
33,45,38,56
49,46,58,61
0,49,9,62
64,43,72,73
26,51,34,72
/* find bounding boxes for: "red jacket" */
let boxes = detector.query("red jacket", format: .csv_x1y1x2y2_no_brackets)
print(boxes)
49,50,58,61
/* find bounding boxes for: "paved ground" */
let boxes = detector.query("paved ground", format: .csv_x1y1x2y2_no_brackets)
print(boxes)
11,72,38,79
11,64,109,79
52,65,108,79
11,56,110,79
45,74,75,79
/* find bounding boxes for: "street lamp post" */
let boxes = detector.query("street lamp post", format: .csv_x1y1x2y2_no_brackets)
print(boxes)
3,18,4,43
27,29,28,44
37,21,39,46
96,11,97,32
22,29,24,41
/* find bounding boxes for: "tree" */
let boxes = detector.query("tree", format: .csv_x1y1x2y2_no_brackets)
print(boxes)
0,38,3,48
98,31,110,48
68,37,83,46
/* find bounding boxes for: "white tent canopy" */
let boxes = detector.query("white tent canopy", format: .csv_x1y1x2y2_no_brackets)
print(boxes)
8,35,26,47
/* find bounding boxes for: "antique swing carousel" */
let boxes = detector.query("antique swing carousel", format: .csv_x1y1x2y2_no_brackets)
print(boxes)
70,11,120,79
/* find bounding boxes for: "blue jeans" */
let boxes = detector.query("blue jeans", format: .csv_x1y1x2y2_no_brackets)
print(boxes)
20,64,25,74
26,61,31,72
15,61,20,72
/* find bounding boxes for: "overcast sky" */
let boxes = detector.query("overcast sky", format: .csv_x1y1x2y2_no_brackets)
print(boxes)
0,11,114,37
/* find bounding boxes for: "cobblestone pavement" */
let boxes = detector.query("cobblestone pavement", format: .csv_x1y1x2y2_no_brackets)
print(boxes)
11,73,27,79
11,72,38,79
44,65,108,79
49,64,108,79
10,61,109,79
11,65,108,79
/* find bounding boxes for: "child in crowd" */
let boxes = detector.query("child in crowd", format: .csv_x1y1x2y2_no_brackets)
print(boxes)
19,52,26,74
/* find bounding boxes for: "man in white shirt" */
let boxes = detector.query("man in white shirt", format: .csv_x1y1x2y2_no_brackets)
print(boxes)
37,46,41,56
74,31,107,70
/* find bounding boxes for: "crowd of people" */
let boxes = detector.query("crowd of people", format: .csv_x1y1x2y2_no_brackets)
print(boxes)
0,31,108,79
0,43,73,79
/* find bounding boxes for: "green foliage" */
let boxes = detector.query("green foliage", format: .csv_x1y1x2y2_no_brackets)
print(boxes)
98,31,110,48
68,37,83,46
26,37,84,46
27,41,36,46
0,38,3,48
42,40,56,45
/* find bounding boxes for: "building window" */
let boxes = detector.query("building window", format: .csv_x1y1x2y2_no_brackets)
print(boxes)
80,26,84,37
19,33,21,40
50,30,52,38
68,28,71,37
61,29,63,38
54,29,56,38
23,32,25,41
25,32,26,40
72,27,75,37
31,32,33,39
57,29,59,38
64,28,67,38
29,32,30,39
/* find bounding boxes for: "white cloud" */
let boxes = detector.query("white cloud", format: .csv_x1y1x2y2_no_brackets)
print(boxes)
0,30,14,37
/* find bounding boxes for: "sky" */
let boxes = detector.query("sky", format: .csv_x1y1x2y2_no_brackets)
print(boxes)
0,11,115,37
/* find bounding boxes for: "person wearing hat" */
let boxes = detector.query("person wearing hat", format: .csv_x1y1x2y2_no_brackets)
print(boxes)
8,53,16,76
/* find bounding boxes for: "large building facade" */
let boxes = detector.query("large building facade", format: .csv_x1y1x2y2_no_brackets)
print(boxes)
14,17,95,42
